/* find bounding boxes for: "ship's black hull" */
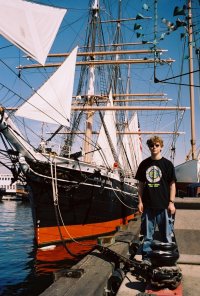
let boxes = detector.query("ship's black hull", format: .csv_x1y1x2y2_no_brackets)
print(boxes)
26,160,138,247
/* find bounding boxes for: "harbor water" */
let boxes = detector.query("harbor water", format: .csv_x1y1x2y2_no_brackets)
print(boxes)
0,199,78,296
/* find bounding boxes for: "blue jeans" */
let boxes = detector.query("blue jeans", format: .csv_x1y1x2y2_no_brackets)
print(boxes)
141,208,174,259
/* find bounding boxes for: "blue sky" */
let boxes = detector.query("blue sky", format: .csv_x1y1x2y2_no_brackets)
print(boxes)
0,0,199,172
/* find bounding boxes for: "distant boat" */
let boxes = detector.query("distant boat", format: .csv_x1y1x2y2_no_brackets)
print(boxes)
0,173,19,195
0,173,28,200
175,160,200,197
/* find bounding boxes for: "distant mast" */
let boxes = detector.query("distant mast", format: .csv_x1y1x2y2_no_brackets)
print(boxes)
188,0,196,159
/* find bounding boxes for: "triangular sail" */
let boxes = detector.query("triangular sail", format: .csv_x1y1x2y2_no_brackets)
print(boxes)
0,0,66,65
119,112,142,175
128,113,143,167
92,91,117,167
15,47,78,127
120,129,133,173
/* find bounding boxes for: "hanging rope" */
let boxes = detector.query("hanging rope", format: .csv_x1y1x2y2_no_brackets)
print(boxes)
50,159,84,258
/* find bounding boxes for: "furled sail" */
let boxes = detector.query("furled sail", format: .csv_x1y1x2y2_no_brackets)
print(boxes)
0,0,66,65
92,91,117,168
15,47,78,127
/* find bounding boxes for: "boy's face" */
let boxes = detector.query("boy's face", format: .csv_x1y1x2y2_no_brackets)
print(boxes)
148,142,162,155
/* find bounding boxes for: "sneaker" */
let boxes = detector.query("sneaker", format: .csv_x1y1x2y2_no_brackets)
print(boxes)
141,259,152,266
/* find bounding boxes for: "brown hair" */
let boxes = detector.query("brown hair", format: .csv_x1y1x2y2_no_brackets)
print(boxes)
146,136,164,148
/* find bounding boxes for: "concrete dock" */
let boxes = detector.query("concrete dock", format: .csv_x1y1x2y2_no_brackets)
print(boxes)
117,198,200,296
40,198,200,296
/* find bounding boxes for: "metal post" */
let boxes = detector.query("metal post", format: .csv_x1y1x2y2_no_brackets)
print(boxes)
188,0,196,159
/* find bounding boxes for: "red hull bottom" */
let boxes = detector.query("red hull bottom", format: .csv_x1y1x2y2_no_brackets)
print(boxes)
36,239,97,273
35,213,135,246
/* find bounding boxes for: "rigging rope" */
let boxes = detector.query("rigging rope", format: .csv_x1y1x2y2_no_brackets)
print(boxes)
50,159,84,257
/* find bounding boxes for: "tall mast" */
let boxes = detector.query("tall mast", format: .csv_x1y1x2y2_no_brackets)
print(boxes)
113,0,122,93
188,0,196,159
83,0,99,162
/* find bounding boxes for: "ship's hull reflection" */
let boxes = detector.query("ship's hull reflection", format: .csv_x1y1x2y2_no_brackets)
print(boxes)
35,239,97,274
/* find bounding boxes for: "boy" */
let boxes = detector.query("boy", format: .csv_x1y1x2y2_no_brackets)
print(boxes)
135,136,176,265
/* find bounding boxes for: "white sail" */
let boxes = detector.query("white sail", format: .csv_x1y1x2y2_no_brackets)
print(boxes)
129,112,143,166
92,91,117,167
120,129,133,171
15,47,78,127
119,112,142,174
0,0,66,65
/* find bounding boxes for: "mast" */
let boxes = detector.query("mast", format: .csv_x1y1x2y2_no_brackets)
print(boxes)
83,0,99,162
14,0,186,166
188,0,196,159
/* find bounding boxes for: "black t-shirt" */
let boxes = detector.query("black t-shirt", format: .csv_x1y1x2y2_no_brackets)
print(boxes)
135,157,177,209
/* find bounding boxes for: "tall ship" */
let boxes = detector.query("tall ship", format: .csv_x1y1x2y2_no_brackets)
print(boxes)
0,0,199,253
